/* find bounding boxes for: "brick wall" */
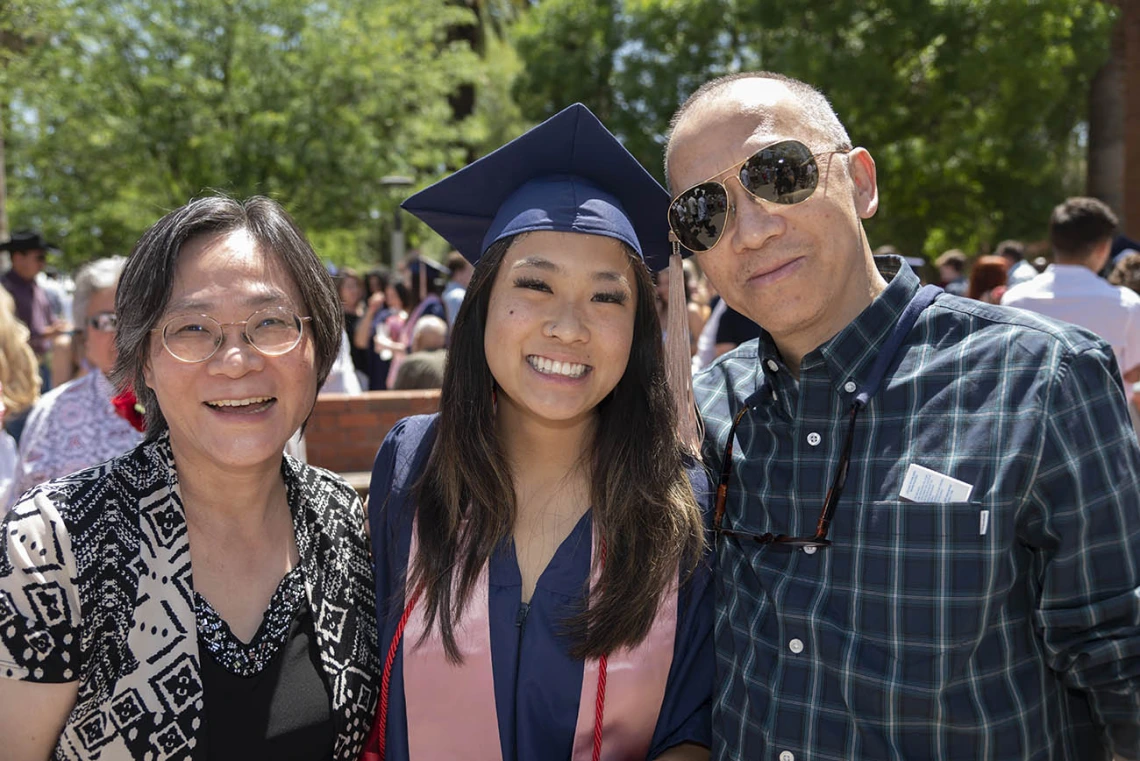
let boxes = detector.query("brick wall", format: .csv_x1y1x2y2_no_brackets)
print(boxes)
305,390,440,475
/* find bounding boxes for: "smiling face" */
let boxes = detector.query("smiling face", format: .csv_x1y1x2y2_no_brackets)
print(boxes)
142,229,318,473
667,78,882,356
483,231,637,432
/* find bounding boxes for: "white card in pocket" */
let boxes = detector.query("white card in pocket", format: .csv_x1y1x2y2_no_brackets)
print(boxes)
899,463,974,503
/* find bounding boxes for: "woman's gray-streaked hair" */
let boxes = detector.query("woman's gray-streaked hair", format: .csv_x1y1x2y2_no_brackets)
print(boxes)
110,195,342,439
72,256,127,331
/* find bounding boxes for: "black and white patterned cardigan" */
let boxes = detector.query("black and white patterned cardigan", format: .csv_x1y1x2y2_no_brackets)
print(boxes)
0,433,379,760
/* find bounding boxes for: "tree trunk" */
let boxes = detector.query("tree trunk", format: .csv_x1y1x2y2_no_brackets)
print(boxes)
1087,10,1125,219
0,99,8,243
1125,0,1140,234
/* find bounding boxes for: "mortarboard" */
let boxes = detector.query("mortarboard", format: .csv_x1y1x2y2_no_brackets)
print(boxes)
401,103,676,273
406,255,448,300
406,256,448,282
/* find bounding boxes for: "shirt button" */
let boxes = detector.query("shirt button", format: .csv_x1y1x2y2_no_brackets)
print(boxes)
803,545,818,555
806,432,821,446
844,380,857,393
788,639,804,655
766,359,779,372
780,752,796,761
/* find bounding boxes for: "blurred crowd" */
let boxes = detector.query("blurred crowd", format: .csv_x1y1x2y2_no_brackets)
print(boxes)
2,195,1139,508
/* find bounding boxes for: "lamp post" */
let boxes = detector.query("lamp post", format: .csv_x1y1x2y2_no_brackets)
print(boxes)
380,175,415,269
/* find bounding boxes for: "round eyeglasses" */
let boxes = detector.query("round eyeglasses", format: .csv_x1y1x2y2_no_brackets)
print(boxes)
156,306,312,363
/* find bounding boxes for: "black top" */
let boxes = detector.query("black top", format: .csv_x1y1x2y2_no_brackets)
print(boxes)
714,299,762,347
344,311,370,376
194,568,335,761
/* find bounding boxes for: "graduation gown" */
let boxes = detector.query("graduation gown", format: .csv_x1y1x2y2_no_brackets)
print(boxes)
368,414,714,760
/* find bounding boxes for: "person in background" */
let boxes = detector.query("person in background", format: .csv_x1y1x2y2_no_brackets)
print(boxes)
965,254,1009,303
0,195,378,760
365,267,389,302
0,385,15,513
1003,197,1140,388
995,239,1037,287
1109,251,1140,294
385,257,447,388
391,314,448,390
7,256,143,507
0,289,39,502
337,267,370,384
1110,252,1140,436
666,70,1139,760
0,231,66,398
1111,234,1140,268
0,288,40,436
364,103,713,761
441,251,472,328
934,248,969,295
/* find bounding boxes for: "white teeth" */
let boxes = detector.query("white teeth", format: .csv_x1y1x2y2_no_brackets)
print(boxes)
528,356,587,378
207,397,274,408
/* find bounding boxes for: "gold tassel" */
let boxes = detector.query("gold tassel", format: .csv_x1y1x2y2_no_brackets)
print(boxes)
664,238,701,456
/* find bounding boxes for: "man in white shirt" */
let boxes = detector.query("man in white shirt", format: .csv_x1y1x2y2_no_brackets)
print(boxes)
1002,197,1140,386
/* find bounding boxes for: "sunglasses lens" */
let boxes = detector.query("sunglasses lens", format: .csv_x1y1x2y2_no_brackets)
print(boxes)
740,140,819,205
668,182,731,252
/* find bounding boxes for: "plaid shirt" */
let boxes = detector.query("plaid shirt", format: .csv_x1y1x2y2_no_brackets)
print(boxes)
696,257,1140,761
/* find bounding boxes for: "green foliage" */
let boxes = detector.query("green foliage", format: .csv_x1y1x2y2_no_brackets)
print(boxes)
3,0,501,268
509,0,1118,258
1,0,1120,267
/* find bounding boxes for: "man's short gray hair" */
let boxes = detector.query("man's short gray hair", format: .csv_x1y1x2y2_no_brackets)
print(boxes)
73,256,127,330
665,71,853,188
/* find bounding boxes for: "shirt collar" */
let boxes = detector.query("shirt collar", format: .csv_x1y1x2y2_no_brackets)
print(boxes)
753,255,920,400
1045,263,1101,280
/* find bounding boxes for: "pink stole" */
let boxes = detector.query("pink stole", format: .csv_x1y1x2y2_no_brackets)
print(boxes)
402,522,678,760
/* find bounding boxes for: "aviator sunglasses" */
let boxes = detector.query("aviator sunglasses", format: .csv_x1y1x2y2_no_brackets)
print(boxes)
668,139,847,253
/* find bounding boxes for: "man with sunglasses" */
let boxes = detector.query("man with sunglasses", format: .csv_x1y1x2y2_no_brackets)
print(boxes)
667,72,1140,761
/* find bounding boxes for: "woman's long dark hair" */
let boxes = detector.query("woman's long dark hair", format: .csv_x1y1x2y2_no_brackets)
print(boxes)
409,234,706,661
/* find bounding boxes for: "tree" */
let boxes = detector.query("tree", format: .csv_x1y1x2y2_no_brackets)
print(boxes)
3,0,504,268
510,0,1118,257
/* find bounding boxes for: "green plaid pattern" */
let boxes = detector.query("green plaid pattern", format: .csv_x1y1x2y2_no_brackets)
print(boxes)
696,257,1140,761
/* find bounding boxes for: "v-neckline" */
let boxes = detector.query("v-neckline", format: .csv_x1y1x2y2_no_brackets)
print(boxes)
501,509,594,600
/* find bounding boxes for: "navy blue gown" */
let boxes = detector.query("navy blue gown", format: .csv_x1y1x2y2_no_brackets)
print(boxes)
369,414,715,761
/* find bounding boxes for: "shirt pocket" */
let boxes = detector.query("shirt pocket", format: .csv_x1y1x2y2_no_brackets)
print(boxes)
853,499,1001,650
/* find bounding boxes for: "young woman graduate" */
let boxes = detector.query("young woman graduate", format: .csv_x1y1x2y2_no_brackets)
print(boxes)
362,103,713,761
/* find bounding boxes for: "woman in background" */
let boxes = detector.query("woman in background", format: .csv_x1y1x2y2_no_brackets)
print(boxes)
966,255,1010,304
7,256,143,504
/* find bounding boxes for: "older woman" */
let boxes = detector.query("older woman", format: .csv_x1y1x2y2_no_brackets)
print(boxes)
0,197,378,760
6,257,143,505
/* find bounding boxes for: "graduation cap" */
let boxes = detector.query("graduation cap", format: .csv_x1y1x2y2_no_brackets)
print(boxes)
406,255,448,300
406,255,447,281
1,231,59,254
401,103,676,273
400,102,700,453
